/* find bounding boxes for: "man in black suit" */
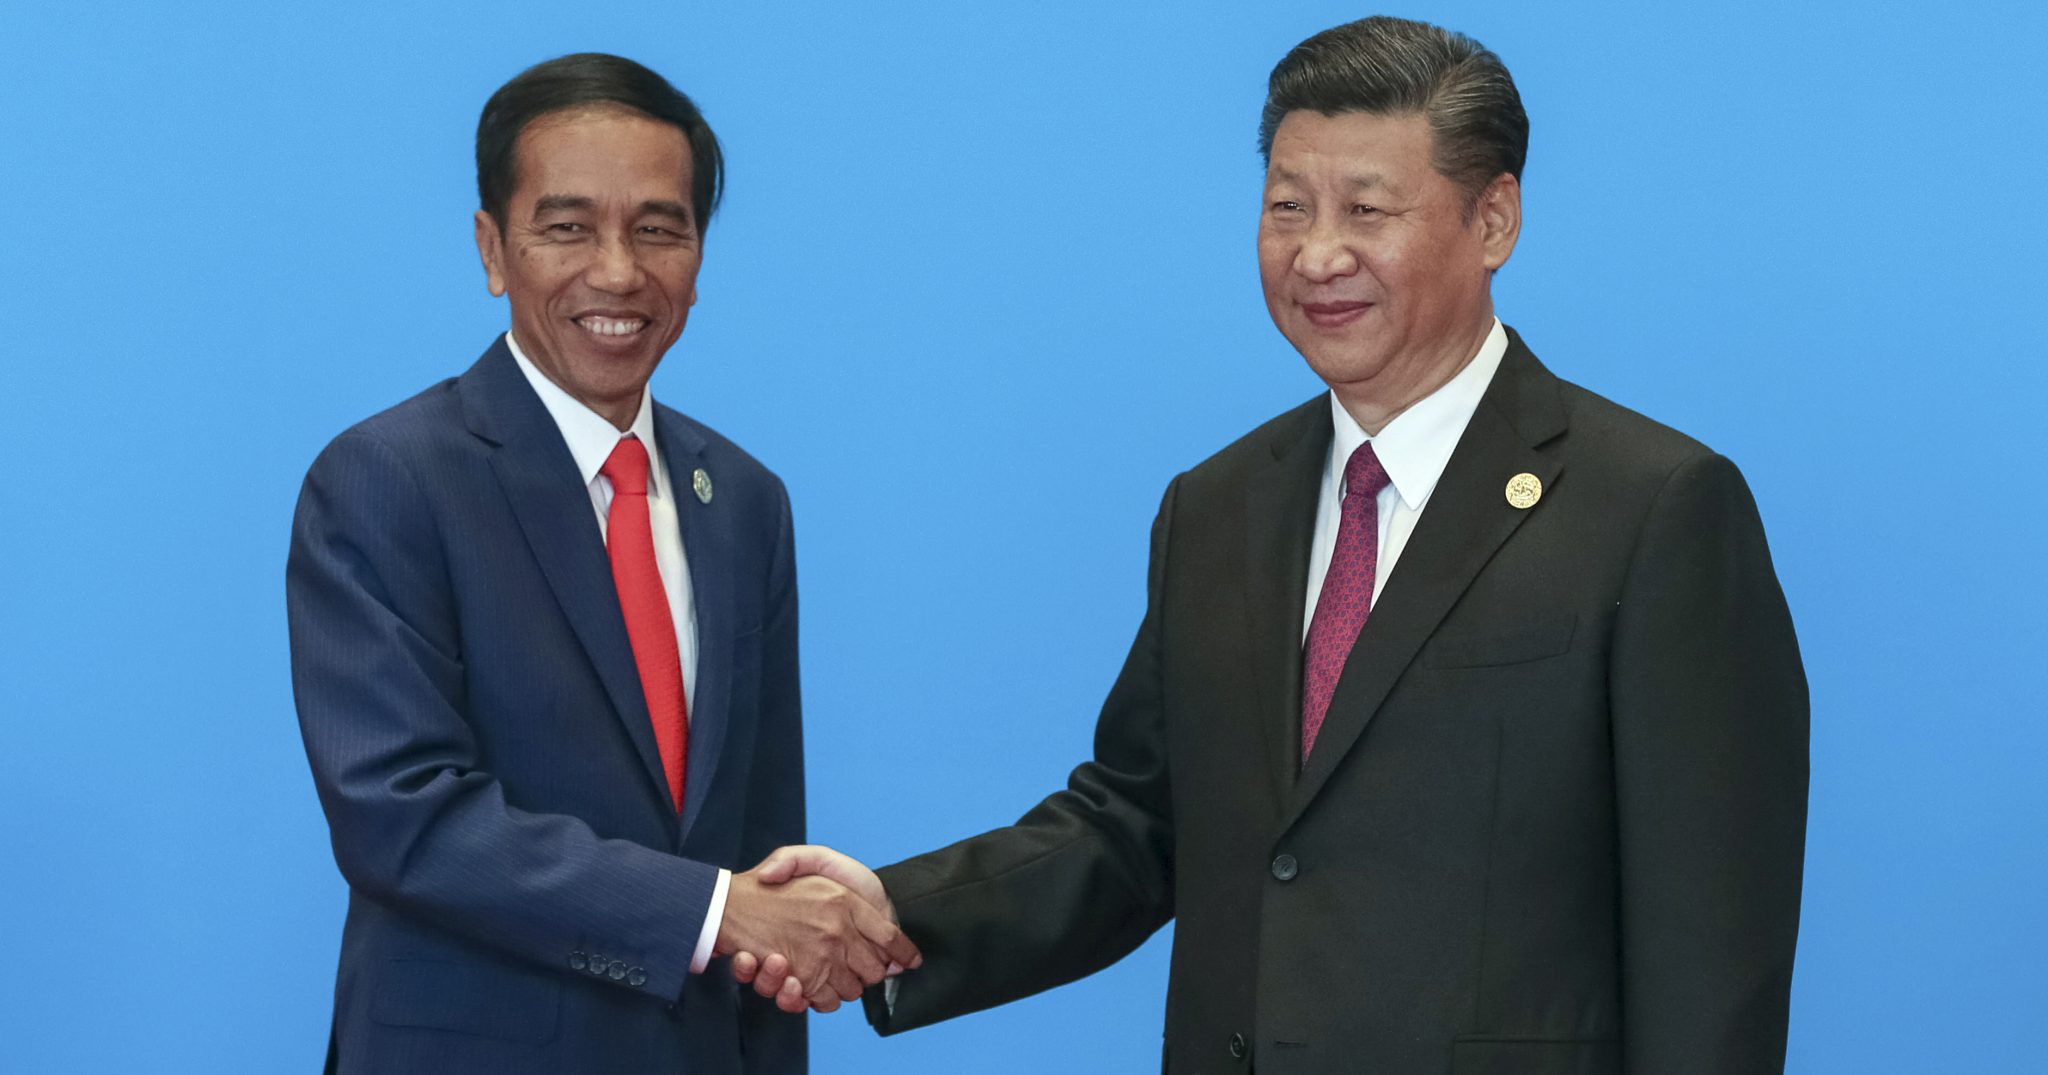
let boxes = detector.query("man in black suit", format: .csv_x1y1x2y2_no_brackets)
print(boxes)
737,16,1807,1073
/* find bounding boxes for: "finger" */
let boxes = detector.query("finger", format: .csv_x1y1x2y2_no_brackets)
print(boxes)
844,941,886,990
808,991,841,1014
751,846,805,885
779,974,808,1013
752,844,849,886
776,980,810,1015
815,933,872,1003
826,953,867,1003
750,954,791,999
730,950,759,984
851,898,924,971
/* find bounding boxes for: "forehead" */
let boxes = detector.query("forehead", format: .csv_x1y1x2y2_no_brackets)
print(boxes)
1265,110,1436,185
510,106,692,199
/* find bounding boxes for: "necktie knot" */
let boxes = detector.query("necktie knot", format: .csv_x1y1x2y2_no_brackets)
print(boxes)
1344,442,1391,504
602,437,651,496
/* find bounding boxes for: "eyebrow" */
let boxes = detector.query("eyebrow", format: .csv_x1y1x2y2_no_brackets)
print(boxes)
638,199,693,225
532,194,595,217
530,194,692,227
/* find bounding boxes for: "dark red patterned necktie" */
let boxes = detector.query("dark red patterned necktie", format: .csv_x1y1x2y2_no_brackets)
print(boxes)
1301,442,1391,762
601,437,688,811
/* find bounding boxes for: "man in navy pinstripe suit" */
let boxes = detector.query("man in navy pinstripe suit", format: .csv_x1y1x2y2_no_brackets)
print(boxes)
287,54,915,1074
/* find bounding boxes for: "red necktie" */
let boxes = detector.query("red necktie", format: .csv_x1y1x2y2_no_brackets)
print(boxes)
601,437,688,812
1301,442,1391,761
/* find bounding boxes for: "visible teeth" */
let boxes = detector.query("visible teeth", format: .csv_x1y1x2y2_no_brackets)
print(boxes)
579,317,646,337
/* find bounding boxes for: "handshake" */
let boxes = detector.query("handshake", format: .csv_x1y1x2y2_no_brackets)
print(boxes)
712,845,918,1014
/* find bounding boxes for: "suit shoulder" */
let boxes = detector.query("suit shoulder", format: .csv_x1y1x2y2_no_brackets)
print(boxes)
318,377,466,457
301,377,472,484
1551,377,1724,478
1174,396,1327,488
654,403,787,494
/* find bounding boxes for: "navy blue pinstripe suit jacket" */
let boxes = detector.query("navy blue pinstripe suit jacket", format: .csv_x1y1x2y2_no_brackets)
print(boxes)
288,337,806,1073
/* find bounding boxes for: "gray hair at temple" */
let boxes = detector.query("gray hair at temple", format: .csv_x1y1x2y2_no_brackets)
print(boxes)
1258,16,1528,212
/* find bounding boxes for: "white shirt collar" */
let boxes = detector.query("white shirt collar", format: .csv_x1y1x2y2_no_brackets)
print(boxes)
505,331,668,499
1327,317,1507,510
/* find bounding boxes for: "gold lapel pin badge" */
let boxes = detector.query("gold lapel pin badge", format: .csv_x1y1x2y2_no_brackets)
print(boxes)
1505,472,1542,510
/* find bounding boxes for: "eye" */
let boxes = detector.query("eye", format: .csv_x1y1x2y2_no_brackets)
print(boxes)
1269,199,1304,214
1350,203,1380,217
544,221,587,235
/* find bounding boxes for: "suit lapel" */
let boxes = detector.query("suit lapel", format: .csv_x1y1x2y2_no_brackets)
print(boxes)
459,340,677,827
1242,400,1333,803
1283,332,1568,827
652,408,734,843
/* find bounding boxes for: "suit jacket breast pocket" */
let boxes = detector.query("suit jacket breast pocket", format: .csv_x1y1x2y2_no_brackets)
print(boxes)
1423,614,1577,669
369,957,562,1044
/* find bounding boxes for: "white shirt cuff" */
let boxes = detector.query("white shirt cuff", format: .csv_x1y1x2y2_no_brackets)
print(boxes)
690,868,732,974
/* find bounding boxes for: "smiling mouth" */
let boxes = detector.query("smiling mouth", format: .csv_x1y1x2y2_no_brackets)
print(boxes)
1301,301,1372,328
576,316,650,338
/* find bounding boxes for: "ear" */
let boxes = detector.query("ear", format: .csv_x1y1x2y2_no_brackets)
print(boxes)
474,210,508,297
1476,172,1522,271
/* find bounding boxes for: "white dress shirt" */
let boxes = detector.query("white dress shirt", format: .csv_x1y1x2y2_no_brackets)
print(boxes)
1302,318,1507,638
506,332,730,974
886,320,1512,1017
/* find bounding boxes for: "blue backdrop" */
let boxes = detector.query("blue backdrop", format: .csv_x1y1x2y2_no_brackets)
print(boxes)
3,1,2043,1071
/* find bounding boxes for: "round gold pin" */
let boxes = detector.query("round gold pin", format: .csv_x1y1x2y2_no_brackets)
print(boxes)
692,468,714,504
1505,472,1542,510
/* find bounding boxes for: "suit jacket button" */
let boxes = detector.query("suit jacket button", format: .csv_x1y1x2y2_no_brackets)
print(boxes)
1228,1032,1247,1059
627,967,648,987
568,951,588,971
1271,853,1298,881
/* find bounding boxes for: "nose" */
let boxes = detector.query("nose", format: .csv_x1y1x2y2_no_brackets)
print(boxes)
1295,216,1359,283
584,232,646,294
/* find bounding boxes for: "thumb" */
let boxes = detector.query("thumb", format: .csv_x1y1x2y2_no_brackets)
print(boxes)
752,844,826,885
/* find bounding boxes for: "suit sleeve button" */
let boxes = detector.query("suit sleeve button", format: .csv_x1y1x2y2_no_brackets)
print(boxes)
568,951,587,971
1271,853,1298,881
1228,1032,1247,1059
607,962,627,981
627,967,648,987
590,955,610,976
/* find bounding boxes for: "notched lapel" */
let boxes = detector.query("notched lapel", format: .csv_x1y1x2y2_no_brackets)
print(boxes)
1284,338,1568,826
654,409,734,844
462,342,678,826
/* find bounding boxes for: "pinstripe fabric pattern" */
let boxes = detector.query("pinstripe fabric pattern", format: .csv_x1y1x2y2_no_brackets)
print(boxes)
289,337,808,1073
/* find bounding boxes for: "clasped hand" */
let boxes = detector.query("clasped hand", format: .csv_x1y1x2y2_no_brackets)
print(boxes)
714,845,917,1014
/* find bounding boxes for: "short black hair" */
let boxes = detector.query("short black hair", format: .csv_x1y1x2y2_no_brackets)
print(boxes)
1258,16,1527,206
476,53,723,233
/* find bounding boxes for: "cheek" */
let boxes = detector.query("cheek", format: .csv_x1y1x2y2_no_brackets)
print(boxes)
510,249,580,294
1256,241,1293,296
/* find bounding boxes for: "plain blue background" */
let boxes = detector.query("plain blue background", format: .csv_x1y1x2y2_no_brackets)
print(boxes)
3,1,2044,1071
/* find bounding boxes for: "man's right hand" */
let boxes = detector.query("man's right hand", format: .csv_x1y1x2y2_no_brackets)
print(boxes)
728,845,916,1013
714,859,919,1013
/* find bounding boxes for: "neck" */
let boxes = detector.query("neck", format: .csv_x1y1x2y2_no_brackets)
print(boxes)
1332,313,1492,436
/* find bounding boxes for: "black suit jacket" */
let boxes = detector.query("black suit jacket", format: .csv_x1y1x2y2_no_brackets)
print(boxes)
868,330,1808,1075
289,339,807,1073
